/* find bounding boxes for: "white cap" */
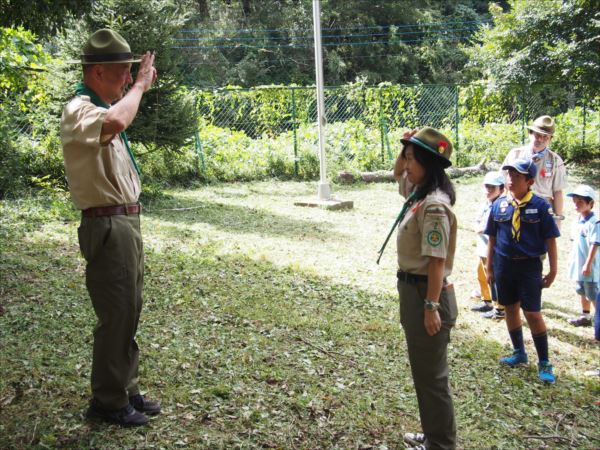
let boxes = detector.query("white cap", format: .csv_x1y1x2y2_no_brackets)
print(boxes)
566,185,597,201
483,171,505,186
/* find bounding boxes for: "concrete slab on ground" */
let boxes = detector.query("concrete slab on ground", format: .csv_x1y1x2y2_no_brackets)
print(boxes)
293,198,354,211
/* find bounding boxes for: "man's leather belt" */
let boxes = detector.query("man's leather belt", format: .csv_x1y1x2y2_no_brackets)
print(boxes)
82,203,141,218
397,270,428,283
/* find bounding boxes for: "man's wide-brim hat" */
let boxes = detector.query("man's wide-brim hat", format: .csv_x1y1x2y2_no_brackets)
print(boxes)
400,127,453,168
526,115,555,136
68,29,142,64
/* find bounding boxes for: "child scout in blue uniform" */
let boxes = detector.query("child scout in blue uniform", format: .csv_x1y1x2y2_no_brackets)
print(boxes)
485,159,560,383
565,185,599,328
471,171,506,319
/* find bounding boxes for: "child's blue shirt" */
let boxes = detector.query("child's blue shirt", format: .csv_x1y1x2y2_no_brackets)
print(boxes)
484,193,560,258
475,200,493,257
568,212,600,282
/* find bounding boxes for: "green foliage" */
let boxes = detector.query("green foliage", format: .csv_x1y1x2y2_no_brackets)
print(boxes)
553,107,600,162
468,0,600,89
0,0,92,36
457,121,521,165
56,0,199,151
0,27,56,198
181,0,491,87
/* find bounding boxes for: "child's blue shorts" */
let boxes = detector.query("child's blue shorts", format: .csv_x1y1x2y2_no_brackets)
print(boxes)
575,280,598,301
493,254,543,312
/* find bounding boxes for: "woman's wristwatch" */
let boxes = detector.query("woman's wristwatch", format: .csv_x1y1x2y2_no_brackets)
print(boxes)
424,299,440,311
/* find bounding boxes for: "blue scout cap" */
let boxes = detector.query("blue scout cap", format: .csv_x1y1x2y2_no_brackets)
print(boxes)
566,185,597,201
483,171,505,186
502,158,537,179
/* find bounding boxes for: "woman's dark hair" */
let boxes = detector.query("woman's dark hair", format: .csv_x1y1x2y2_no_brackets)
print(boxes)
403,144,456,205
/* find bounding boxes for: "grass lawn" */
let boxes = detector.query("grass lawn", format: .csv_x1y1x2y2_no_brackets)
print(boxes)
1,173,599,449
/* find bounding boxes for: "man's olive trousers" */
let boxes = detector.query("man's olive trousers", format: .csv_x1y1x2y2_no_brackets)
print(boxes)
78,214,144,409
398,278,458,450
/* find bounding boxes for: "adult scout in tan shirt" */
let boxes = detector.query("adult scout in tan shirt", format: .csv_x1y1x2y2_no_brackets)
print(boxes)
502,115,567,225
60,28,159,427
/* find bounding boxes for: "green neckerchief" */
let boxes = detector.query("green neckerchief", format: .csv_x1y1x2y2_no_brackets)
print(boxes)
75,82,141,176
376,190,418,265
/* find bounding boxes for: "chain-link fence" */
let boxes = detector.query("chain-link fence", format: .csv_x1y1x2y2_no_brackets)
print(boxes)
195,83,599,176
4,81,598,190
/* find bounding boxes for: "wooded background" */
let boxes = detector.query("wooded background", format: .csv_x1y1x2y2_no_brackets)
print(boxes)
1,0,598,197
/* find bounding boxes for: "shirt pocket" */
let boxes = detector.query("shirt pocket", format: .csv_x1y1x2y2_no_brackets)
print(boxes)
492,210,512,223
521,212,541,224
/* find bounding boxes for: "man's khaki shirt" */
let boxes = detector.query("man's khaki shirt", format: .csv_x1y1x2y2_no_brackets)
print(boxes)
60,96,141,210
396,174,457,277
503,146,567,202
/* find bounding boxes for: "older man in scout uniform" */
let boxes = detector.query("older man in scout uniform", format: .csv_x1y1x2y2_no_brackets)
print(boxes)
503,115,567,226
61,29,159,426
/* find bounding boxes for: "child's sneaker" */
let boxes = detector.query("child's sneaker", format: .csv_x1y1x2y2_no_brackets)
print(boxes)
538,361,556,384
469,290,482,300
471,301,493,312
482,308,505,319
500,350,528,367
568,315,592,327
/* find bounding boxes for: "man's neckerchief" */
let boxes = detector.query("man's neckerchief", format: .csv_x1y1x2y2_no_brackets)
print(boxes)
377,190,418,264
75,82,141,176
508,190,534,242
531,148,547,161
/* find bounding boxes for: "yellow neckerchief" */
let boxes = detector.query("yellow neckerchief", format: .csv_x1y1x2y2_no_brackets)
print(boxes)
508,190,534,241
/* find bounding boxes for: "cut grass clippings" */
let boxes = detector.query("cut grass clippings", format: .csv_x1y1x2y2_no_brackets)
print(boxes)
1,175,599,449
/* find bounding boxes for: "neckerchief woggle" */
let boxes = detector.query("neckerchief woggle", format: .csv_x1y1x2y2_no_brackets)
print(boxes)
531,148,547,161
508,190,534,242
376,191,417,264
75,82,141,176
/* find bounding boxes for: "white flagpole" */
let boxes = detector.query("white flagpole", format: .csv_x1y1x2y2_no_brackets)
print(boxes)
312,0,331,200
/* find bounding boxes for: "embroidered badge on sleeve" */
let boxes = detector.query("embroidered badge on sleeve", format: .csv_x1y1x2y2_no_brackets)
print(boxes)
427,229,442,247
424,205,447,248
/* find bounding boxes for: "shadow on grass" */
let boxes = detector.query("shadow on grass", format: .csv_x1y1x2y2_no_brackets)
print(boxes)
142,196,345,241
549,326,598,349
542,300,576,317
1,231,599,450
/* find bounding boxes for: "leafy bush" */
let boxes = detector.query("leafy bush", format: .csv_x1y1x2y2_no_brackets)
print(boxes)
553,107,600,162
457,121,522,166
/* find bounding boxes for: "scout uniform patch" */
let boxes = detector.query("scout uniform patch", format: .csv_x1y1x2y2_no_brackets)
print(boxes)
427,229,443,247
424,206,445,248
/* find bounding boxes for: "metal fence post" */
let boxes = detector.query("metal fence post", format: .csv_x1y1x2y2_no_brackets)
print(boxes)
291,87,298,177
378,89,385,163
520,87,526,145
454,85,459,158
194,130,206,176
582,97,587,148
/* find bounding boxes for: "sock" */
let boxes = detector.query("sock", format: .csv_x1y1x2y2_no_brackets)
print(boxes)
532,331,549,363
509,327,525,353
582,310,591,319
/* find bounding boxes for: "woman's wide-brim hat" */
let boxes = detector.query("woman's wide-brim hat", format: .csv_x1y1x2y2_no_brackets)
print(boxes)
526,115,555,136
67,29,142,64
400,127,453,168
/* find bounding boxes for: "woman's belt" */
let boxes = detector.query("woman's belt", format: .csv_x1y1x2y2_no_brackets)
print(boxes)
82,203,141,218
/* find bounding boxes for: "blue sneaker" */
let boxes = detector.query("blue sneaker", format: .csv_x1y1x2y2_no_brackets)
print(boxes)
500,350,528,367
538,361,556,384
